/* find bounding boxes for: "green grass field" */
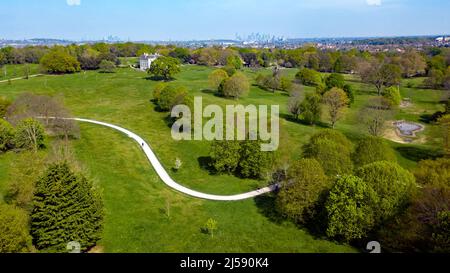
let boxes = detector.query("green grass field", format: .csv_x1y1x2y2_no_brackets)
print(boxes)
0,64,41,81
0,64,447,253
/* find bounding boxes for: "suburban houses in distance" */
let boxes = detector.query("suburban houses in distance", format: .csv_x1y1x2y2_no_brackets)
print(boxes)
139,53,160,70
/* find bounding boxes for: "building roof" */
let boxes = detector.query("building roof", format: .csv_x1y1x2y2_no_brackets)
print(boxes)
140,53,160,61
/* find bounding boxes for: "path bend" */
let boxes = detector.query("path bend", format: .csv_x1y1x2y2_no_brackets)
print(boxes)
70,118,277,201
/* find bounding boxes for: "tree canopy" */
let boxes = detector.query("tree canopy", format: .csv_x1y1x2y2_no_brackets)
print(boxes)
353,136,397,167
303,130,353,176
40,47,81,74
149,56,181,80
356,161,416,222
325,175,378,242
276,159,330,224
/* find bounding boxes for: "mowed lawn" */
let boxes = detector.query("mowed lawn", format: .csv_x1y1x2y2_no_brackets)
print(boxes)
0,63,41,81
0,64,446,252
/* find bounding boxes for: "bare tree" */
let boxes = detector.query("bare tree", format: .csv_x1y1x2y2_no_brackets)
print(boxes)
6,93,79,142
287,91,303,120
359,97,394,136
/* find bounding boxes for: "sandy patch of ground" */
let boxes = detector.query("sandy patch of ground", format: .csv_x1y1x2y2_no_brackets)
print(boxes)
88,245,104,253
383,121,427,144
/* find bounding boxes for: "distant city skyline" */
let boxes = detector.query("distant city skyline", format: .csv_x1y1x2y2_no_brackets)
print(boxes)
0,0,449,41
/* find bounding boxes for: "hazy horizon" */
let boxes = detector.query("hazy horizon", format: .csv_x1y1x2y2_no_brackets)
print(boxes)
1,0,449,41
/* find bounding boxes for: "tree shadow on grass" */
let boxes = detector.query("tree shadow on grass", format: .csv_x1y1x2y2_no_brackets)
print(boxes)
197,156,218,174
395,146,442,162
279,113,330,128
144,75,175,82
253,194,285,225
419,112,445,124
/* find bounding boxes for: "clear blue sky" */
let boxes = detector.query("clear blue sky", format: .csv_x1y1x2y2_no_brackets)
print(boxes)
0,0,449,41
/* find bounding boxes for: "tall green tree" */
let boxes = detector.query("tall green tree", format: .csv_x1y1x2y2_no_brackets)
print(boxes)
300,93,322,125
326,175,378,242
325,73,345,90
208,69,229,91
31,163,103,252
156,85,189,112
210,140,241,174
149,56,181,81
238,139,272,179
356,161,416,222
40,47,81,74
303,130,353,176
353,136,397,167
276,159,330,224
295,68,322,86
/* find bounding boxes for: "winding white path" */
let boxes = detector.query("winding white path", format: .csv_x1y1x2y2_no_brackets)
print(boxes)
0,74,44,83
72,118,277,201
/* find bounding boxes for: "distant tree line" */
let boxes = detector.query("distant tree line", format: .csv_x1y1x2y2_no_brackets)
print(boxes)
1,43,448,90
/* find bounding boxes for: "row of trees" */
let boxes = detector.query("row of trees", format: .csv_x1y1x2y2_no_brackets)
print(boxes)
275,129,449,252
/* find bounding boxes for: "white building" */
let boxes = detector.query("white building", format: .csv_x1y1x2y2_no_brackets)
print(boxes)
139,53,160,71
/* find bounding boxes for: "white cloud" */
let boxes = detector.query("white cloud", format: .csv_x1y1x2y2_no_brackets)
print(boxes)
67,0,81,6
366,0,382,6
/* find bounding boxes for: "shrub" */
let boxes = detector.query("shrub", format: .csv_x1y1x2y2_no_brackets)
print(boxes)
210,139,272,179
14,118,46,151
0,119,15,152
414,158,450,188
276,159,330,224
280,76,293,92
295,68,322,86
31,163,103,252
325,73,345,90
353,136,397,167
0,204,33,253
343,84,355,105
209,140,241,174
0,97,11,118
152,82,167,102
383,86,402,107
157,85,188,112
303,130,353,176
238,139,272,179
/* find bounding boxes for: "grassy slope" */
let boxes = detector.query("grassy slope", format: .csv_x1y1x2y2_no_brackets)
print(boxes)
0,64,446,252
0,65,358,253
0,64,41,81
